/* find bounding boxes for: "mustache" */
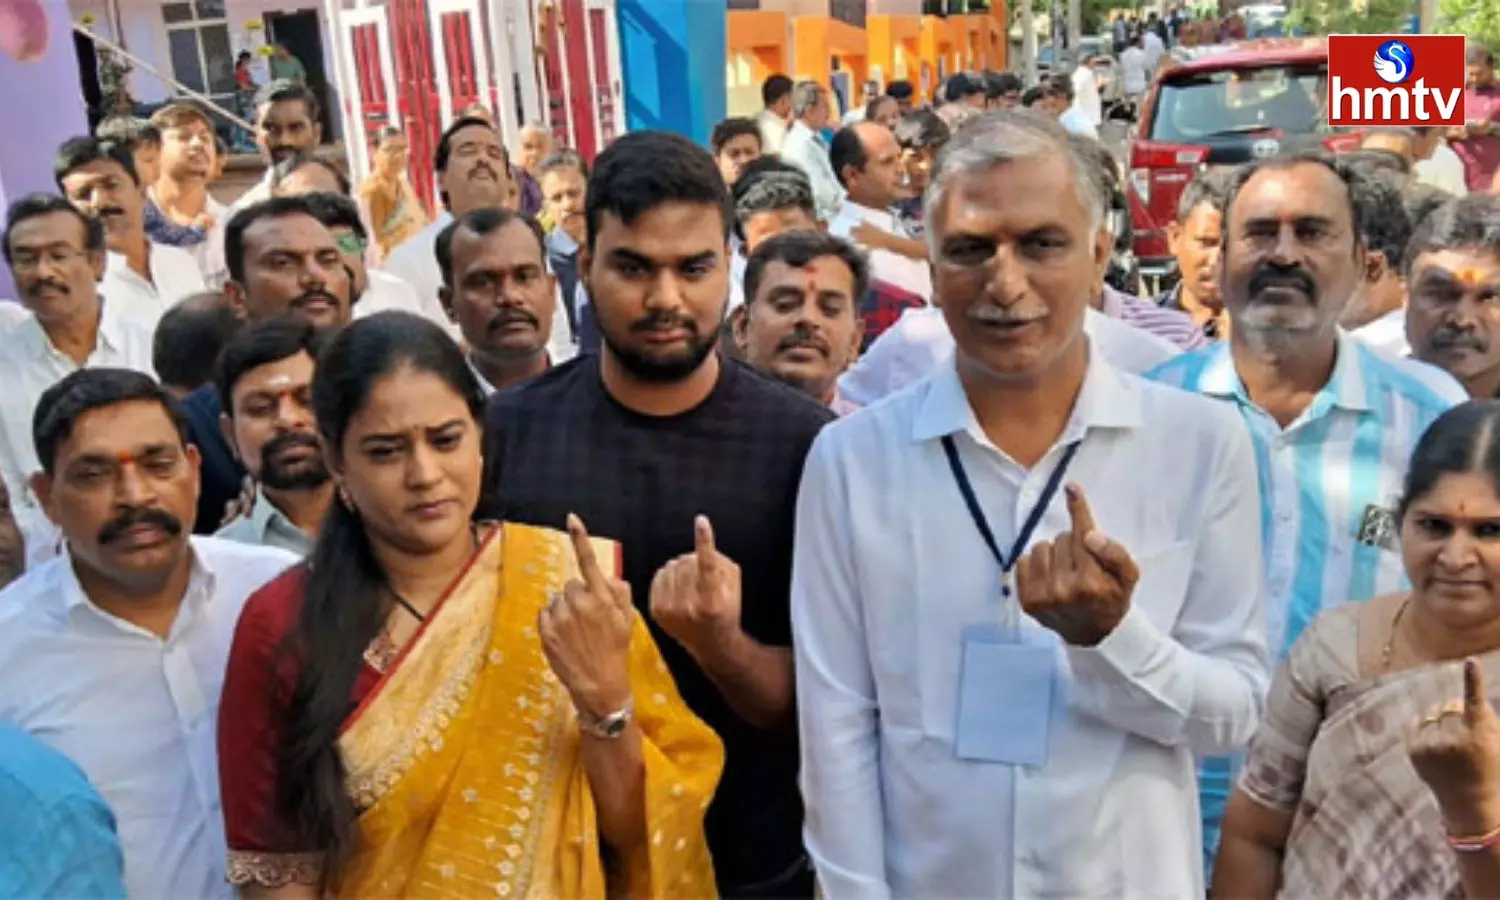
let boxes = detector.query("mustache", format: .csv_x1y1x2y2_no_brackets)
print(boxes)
291,290,340,310
24,278,69,298
262,430,320,460
775,325,830,356
1248,264,1317,300
486,306,539,335
1430,325,1488,353
966,304,1045,325
98,207,125,220
630,313,699,335
97,506,183,546
468,161,498,180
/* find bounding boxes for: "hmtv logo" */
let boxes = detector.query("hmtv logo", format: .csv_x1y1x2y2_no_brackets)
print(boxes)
1328,34,1467,127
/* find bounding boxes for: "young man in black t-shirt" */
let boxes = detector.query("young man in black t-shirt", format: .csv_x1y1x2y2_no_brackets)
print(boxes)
478,131,831,898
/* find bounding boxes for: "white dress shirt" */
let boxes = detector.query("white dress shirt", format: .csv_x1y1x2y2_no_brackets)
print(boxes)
1121,47,1150,96
0,299,156,535
1414,142,1470,196
780,120,845,222
355,267,451,330
100,242,209,329
828,201,933,301
793,350,1268,899
837,306,1180,409
1072,66,1104,126
759,108,790,155
151,189,231,288
383,213,575,360
0,300,31,337
0,537,299,900
1143,31,1166,73
1351,308,1412,358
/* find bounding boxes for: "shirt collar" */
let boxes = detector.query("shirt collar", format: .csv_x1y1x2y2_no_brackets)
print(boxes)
1198,329,1374,413
839,200,896,226
911,341,1144,446
245,487,302,544
547,227,579,256
18,295,124,362
58,537,217,636
467,354,496,395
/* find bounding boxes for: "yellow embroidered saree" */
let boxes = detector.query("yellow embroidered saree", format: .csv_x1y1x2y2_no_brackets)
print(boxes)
335,523,724,898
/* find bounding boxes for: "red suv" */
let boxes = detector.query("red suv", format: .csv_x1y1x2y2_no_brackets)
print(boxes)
1127,40,1363,290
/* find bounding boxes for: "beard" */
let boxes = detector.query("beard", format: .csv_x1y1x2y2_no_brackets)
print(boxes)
258,432,331,491
601,315,722,383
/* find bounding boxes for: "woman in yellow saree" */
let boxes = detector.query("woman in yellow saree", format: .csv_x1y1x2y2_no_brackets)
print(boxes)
217,312,723,898
357,127,429,258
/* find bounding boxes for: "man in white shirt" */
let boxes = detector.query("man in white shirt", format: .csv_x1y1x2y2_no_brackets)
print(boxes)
1414,126,1470,196
1121,32,1151,105
231,80,324,216
0,369,296,900
384,115,571,356
1071,59,1104,127
793,112,1268,899
1404,192,1500,398
1045,75,1100,139
437,207,556,395
1143,26,1167,74
0,195,156,557
146,104,231,286
758,74,794,155
779,80,845,222
55,136,206,328
828,121,932,303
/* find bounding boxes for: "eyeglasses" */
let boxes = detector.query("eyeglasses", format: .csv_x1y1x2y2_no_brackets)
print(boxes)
10,247,91,272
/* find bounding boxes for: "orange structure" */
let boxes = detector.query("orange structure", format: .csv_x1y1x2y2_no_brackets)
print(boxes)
918,15,963,101
866,14,921,88
960,11,1006,71
726,11,788,88
791,16,869,114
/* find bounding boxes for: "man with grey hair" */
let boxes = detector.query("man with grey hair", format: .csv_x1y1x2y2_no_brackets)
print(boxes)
793,110,1269,897
779,79,844,221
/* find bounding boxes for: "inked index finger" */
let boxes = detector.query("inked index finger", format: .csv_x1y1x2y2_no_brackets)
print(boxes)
1065,483,1097,541
1466,657,1489,726
566,513,609,594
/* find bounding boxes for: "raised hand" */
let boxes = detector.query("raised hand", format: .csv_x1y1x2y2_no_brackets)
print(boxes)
538,514,634,720
1014,483,1140,646
649,515,743,660
1410,658,1500,837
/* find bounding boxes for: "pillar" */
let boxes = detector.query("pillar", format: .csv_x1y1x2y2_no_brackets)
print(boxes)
614,0,725,148
0,0,91,293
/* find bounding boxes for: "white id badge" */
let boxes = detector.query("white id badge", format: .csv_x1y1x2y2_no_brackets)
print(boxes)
954,625,1056,766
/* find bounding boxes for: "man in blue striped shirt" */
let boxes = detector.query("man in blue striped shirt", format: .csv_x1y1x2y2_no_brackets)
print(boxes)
1147,153,1467,874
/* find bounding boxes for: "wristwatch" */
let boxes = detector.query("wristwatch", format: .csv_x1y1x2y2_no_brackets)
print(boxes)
578,698,634,740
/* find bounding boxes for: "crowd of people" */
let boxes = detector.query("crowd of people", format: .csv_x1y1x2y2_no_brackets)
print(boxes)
5,49,1500,900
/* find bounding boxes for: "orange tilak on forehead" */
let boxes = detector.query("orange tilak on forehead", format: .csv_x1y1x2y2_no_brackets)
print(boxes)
802,264,820,293
1457,267,1486,288
114,449,138,465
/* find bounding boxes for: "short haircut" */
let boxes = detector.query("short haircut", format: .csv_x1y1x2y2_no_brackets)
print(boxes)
217,314,331,415
711,117,763,156
299,191,366,242
270,152,352,196
731,157,815,242
1021,85,1046,107
863,95,896,123
790,80,825,118
829,126,868,189
2,192,106,264
95,117,161,150
944,72,985,103
54,135,140,189
33,368,188,476
743,229,869,309
1220,152,1363,249
434,206,547,286
254,78,321,122
1343,160,1411,268
1405,192,1500,278
1468,46,1494,67
584,130,732,250
153,292,244,394
535,148,588,181
762,74,794,107
1177,166,1232,221
224,194,326,283
985,71,1023,98
150,102,214,134
893,109,951,153
1344,147,1412,177
885,79,914,101
1043,73,1075,102
1402,182,1454,251
435,115,506,174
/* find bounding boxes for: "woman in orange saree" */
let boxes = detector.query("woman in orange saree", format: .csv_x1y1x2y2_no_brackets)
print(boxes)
357,127,429,258
217,313,723,898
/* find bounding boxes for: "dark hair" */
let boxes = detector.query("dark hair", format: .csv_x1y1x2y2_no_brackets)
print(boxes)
1343,160,1411,269
711,117,763,155
830,125,873,189
1177,166,1231,221
1402,183,1455,256
1405,192,1500,277
893,109,951,153
1468,47,1495,68
214,134,229,160
584,130,731,250
55,135,140,189
885,79,914,101
863,95,897,123
254,78,322,123
217,315,330,415
535,148,588,181
224,194,325,283
298,191,366,242
1344,147,1412,177
95,117,161,151
985,71,1023,98
434,115,505,175
1021,85,1046,107
150,102,214,134
2,192,106,265
1398,400,1500,523
761,74,794,107
731,157,815,242
1043,73,1075,102
270,152,352,197
743,229,870,307
33,368,188,475
435,206,547,286
279,311,484,861
944,72,984,103
1221,152,1363,250
154,292,244,394
237,50,251,64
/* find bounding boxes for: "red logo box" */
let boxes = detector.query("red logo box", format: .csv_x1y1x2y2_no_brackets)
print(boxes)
1327,34,1466,128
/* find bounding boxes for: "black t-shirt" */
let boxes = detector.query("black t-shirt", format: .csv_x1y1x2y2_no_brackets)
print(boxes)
477,355,833,892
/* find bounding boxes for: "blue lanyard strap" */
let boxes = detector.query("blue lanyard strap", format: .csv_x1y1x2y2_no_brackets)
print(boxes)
940,436,1082,596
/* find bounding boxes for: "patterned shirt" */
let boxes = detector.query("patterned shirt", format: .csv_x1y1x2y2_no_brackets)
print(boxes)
1102,285,1211,350
1146,331,1465,870
477,355,832,894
